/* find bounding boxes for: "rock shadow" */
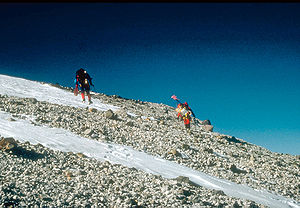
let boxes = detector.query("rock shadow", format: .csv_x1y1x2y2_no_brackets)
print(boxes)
9,146,45,160
3,198,21,208
226,136,248,145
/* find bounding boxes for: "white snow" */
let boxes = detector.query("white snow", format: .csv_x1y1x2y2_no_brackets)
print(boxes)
0,74,299,208
0,74,119,112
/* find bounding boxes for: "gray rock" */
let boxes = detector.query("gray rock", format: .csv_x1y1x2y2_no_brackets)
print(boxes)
175,176,191,184
230,164,247,174
126,121,134,127
182,144,190,150
105,109,115,119
0,137,17,150
84,129,94,136
7,117,16,122
203,125,214,132
202,120,211,125
89,108,97,113
54,116,62,122
168,149,182,157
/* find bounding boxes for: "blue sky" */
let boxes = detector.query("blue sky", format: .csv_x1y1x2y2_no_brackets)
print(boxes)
0,3,299,155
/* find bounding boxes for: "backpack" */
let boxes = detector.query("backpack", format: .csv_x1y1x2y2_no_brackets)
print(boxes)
76,68,92,85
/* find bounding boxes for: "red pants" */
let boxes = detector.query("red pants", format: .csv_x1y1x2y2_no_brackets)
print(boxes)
81,92,91,101
184,118,190,129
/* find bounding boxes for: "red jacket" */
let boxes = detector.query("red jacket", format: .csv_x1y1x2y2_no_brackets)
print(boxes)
183,112,191,124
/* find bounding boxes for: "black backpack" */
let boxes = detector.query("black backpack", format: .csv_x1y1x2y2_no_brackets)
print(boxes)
76,68,92,85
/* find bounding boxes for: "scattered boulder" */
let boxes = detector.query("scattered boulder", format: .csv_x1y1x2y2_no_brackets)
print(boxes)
84,129,94,136
76,153,86,158
175,176,191,184
91,133,99,139
249,155,255,166
88,108,97,113
182,144,190,150
175,176,198,187
105,109,116,119
27,97,38,104
115,108,129,118
202,120,211,125
126,121,134,127
213,190,226,196
217,135,227,140
230,164,247,174
159,120,165,125
227,136,241,143
180,189,192,197
64,171,72,181
233,201,242,208
0,137,17,151
130,199,138,206
7,117,16,122
168,149,182,157
111,95,121,99
203,125,213,132
249,202,260,208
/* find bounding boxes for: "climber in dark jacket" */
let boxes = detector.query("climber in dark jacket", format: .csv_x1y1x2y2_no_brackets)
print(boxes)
74,68,94,104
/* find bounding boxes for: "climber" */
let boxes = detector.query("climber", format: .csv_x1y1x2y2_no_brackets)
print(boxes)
183,111,192,133
182,102,196,118
171,95,196,118
175,103,184,121
171,95,204,128
74,68,94,104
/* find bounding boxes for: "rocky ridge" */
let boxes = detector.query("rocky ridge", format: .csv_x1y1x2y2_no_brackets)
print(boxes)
0,84,299,207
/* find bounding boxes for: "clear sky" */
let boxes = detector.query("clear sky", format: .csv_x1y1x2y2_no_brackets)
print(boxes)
0,3,299,155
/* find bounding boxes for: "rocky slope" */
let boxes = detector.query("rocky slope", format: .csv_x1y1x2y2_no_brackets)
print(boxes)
0,84,299,207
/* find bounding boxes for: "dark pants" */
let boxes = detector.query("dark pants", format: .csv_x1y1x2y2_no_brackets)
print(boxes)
185,123,190,129
79,83,90,94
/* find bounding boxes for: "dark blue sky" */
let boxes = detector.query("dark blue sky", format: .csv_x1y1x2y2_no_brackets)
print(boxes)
1,3,299,155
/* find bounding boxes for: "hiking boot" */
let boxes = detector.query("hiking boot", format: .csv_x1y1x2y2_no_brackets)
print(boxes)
82,99,85,103
88,100,93,105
